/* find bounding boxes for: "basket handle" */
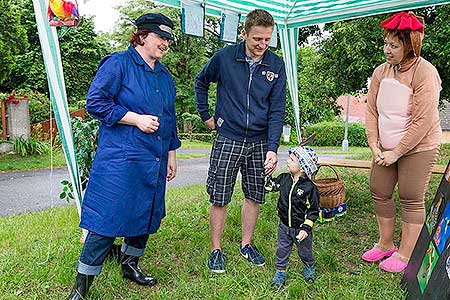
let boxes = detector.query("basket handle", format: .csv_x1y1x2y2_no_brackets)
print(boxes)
314,163,341,181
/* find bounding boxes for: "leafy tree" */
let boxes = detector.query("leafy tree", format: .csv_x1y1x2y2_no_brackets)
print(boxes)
0,0,109,105
318,14,387,99
421,5,450,101
313,5,450,105
0,0,28,84
181,112,202,141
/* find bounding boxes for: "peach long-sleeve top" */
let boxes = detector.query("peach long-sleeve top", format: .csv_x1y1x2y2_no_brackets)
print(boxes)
365,57,442,157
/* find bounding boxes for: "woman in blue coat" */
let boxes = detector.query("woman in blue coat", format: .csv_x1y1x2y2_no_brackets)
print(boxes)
68,13,181,300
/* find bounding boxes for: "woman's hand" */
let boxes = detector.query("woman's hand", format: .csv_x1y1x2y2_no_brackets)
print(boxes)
136,115,160,133
371,146,384,161
379,151,400,167
166,150,177,182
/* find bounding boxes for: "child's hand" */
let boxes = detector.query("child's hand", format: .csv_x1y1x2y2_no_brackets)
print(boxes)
296,230,308,242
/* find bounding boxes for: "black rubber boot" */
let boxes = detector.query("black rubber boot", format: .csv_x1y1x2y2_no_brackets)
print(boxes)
121,254,156,286
67,272,95,300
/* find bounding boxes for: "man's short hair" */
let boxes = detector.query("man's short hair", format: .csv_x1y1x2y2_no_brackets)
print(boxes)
244,9,274,33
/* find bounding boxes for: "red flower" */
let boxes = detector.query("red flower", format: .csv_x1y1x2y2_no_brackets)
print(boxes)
12,99,19,105
23,95,29,99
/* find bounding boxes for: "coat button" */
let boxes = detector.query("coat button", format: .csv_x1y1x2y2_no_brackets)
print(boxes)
156,157,160,162
155,89,159,93
157,136,161,140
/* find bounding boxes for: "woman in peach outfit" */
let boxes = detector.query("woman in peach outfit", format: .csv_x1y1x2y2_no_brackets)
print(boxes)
362,12,441,272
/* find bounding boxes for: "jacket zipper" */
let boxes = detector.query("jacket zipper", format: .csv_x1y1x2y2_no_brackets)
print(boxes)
245,68,252,142
288,176,297,227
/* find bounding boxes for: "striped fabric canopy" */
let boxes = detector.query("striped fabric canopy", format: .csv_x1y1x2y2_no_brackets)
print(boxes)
157,0,450,28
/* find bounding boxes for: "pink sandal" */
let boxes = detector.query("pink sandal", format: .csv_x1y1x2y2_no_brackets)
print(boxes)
379,253,408,272
361,244,397,262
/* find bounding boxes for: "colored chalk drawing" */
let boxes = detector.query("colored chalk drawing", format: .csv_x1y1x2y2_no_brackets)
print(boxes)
426,194,443,234
417,241,439,293
433,203,450,254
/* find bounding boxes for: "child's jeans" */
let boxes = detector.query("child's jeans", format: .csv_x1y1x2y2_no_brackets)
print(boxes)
275,221,314,270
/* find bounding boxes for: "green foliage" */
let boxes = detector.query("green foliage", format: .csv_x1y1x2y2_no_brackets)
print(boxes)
0,0,28,84
181,112,202,140
12,136,50,156
421,5,450,101
0,0,109,104
0,150,66,171
59,179,74,203
284,46,339,129
318,15,386,99
71,117,99,189
10,87,52,124
178,133,215,143
306,121,368,147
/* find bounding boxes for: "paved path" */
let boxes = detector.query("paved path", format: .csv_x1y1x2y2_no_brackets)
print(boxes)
0,147,351,217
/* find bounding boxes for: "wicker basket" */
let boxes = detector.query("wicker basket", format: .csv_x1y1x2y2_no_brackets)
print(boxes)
313,164,345,208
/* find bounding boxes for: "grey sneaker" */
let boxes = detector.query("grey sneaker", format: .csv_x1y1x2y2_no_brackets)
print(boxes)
208,249,225,273
240,244,265,266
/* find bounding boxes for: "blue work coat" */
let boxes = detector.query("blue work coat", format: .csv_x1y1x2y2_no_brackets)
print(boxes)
80,46,181,237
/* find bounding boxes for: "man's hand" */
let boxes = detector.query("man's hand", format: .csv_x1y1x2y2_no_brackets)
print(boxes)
166,150,177,182
296,230,308,242
204,117,216,130
264,151,278,176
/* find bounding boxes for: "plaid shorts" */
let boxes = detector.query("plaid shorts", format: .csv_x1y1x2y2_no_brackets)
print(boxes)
206,134,268,206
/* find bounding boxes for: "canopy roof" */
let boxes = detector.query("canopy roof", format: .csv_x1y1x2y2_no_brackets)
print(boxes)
155,0,450,28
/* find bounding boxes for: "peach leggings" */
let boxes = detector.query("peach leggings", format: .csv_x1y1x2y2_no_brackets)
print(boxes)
369,148,439,224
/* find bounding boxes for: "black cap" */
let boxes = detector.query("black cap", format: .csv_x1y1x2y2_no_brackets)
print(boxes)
135,13,174,40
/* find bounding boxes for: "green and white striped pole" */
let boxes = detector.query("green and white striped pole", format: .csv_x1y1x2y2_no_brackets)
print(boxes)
32,0,84,220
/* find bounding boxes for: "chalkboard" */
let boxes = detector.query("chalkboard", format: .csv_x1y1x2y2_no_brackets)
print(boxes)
402,161,450,300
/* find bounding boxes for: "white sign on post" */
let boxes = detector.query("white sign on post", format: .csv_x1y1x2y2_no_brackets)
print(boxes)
269,24,278,48
181,0,205,38
220,10,240,43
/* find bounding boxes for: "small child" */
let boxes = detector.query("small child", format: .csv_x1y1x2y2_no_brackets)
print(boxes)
265,146,320,288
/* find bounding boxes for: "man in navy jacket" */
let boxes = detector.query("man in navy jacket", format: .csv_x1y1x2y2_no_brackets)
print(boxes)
194,9,287,273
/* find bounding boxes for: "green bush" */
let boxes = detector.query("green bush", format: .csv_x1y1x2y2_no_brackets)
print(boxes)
305,121,368,147
12,135,50,156
178,133,214,143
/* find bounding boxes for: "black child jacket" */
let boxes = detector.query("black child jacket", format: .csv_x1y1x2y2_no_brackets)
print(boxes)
265,173,320,233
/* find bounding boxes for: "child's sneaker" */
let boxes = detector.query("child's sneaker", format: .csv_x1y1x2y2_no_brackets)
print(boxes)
303,263,316,283
240,244,265,266
271,270,286,288
208,249,226,273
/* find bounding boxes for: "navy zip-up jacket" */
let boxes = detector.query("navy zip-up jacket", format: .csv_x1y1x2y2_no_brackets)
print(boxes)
194,42,287,152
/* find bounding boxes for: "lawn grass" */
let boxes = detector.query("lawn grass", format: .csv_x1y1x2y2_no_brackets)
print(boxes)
180,140,212,148
0,168,444,299
0,150,67,171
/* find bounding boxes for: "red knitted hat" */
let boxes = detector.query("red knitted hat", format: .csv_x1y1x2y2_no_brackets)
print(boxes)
380,12,424,33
